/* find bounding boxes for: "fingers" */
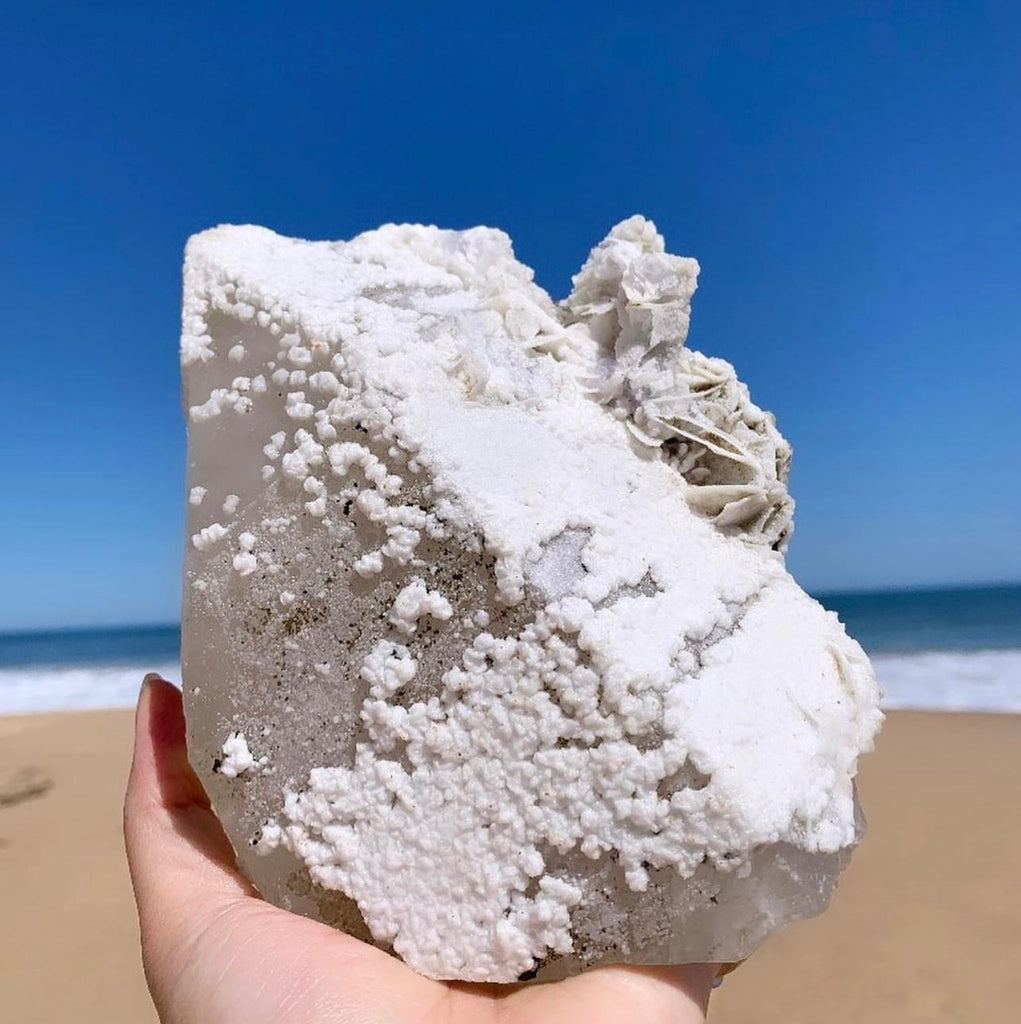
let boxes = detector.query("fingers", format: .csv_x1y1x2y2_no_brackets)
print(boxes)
506,962,716,1024
124,677,256,952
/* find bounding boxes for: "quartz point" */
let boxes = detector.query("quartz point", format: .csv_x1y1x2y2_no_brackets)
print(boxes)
181,216,882,983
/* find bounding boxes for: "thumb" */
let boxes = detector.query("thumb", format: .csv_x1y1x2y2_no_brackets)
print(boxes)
123,677,256,954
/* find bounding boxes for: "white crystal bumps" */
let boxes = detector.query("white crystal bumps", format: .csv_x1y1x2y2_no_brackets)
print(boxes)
181,216,882,983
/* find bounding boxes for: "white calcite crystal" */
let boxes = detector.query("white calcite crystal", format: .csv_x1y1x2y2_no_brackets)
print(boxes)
181,216,882,983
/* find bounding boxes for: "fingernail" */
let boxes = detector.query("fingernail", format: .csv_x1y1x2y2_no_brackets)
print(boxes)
142,672,164,686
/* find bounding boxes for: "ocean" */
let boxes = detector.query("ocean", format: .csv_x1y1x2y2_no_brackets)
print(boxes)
1,585,1019,714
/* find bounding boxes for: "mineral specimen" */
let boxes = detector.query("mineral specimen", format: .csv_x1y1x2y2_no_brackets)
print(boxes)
180,216,882,983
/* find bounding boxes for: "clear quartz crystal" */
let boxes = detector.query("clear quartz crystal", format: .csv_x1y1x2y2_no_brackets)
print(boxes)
181,217,882,983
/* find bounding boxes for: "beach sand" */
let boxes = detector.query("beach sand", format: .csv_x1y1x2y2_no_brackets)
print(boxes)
1,708,1018,1023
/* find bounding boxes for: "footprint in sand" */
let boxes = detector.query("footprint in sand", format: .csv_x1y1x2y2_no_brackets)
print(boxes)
0,766,53,808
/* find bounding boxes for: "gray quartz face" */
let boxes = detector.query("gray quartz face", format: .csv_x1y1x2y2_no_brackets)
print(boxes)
181,216,882,983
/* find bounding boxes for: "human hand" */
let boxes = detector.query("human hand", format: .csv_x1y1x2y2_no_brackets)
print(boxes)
124,677,716,1023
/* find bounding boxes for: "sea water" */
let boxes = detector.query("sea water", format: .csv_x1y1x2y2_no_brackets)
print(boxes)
1,586,1018,714
0,625,180,714
818,585,1021,713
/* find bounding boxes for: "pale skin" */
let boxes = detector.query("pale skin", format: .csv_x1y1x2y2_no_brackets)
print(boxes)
124,677,720,1023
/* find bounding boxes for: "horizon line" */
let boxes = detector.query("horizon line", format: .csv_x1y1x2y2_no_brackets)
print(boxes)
2,579,1020,639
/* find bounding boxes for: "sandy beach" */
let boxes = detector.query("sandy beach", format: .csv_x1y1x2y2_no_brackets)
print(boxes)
1,707,1018,1023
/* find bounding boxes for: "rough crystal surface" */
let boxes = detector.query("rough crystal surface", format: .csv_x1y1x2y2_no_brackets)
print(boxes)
181,216,882,983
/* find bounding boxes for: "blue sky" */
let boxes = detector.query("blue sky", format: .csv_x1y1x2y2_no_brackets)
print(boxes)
3,2,1019,630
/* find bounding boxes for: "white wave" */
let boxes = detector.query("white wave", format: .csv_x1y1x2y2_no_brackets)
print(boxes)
1,649,1020,715
874,649,1021,713
0,662,181,714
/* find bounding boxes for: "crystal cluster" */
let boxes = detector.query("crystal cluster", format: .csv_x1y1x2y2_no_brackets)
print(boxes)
181,217,881,982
